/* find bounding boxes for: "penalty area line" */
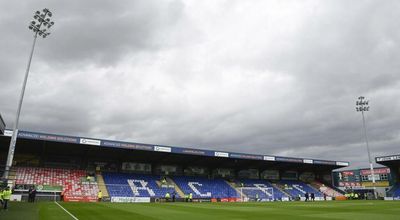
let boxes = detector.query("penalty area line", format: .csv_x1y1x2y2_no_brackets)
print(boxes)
54,201,79,220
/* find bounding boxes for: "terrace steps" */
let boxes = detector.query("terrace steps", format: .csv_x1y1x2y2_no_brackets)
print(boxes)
226,180,247,200
97,172,110,198
166,177,185,198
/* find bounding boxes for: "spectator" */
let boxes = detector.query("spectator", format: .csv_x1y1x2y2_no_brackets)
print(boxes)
31,187,37,203
28,186,33,202
98,190,103,202
3,186,12,210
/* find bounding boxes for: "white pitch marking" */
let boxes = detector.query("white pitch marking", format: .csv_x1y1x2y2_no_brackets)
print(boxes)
54,201,79,220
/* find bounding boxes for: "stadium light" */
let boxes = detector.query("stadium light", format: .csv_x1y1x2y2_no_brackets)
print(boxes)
3,9,55,179
356,96,376,198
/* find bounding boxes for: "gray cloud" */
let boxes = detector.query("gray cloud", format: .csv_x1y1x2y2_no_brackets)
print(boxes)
1,0,399,169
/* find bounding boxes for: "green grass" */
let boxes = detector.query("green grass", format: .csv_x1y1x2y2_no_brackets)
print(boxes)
0,200,399,220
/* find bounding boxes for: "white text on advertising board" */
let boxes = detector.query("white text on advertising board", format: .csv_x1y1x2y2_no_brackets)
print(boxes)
154,146,172,153
336,161,349,166
263,156,275,161
80,138,101,146
214,152,229,157
303,159,313,164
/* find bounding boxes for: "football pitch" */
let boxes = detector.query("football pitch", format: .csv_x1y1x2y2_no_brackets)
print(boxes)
0,200,399,220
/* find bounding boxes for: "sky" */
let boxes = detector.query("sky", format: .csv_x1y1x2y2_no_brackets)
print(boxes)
0,0,399,169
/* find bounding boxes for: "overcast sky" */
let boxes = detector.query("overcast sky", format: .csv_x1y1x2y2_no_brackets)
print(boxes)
1,0,399,169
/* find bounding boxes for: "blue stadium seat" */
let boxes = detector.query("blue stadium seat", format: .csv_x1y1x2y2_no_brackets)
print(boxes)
102,172,177,198
279,180,323,198
390,183,400,198
173,176,238,199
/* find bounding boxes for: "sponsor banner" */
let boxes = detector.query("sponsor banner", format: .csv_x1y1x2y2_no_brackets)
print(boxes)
11,195,22,202
192,198,211,202
4,130,13,137
111,197,151,203
312,160,336,165
361,181,389,187
36,185,63,192
174,148,209,156
384,197,394,201
275,157,303,163
64,195,97,202
230,153,263,160
341,171,354,176
215,152,229,158
303,159,313,164
263,156,275,161
17,131,79,144
339,182,362,187
336,161,349,166
101,140,153,151
80,138,101,146
376,155,400,162
360,168,390,175
154,146,172,153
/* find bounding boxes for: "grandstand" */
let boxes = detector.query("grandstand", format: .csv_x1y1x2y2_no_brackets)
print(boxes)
0,129,348,202
376,154,400,199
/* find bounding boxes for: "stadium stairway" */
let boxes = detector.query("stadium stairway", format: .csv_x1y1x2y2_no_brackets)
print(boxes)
225,180,247,200
96,173,110,198
166,177,185,198
273,183,292,198
6,167,17,186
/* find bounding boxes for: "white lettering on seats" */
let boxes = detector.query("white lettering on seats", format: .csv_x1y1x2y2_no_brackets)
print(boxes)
292,184,306,194
254,184,272,197
127,179,155,197
188,182,211,197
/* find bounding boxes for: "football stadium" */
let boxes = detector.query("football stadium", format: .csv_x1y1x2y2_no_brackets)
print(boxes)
0,128,399,219
2,1,400,220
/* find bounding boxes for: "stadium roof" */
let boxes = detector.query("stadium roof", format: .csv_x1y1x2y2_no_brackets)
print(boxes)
1,129,349,170
376,154,400,167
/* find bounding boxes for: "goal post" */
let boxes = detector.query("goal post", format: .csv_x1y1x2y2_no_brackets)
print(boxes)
239,186,275,202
